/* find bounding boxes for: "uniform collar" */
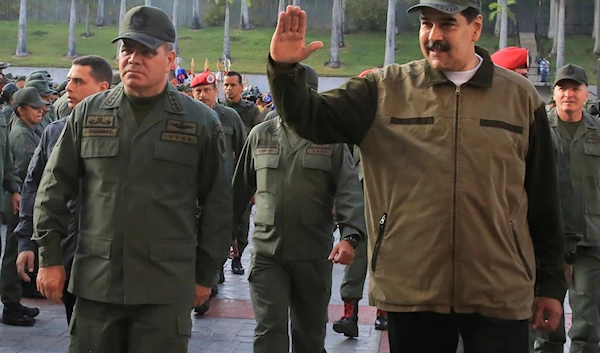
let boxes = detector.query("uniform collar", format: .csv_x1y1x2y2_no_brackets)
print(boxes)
100,82,185,115
425,46,494,88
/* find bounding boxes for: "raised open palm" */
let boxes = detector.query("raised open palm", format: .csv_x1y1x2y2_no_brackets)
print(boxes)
270,6,324,64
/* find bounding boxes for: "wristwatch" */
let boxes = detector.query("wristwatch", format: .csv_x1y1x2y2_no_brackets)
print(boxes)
564,251,577,265
344,235,360,249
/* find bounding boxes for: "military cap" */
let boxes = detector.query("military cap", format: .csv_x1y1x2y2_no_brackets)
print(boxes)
407,0,479,14
190,69,216,88
176,83,191,92
111,6,176,50
0,62,10,70
13,87,49,108
1,83,19,102
14,75,26,82
25,73,51,84
25,79,57,97
554,64,588,86
5,73,14,80
30,70,51,78
56,80,68,93
0,75,9,84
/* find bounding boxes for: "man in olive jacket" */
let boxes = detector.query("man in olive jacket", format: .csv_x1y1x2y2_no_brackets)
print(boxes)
267,2,565,353
33,6,232,353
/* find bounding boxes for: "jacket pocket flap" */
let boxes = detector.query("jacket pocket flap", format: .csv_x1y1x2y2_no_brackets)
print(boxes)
254,208,275,225
302,155,332,171
584,143,600,157
149,242,196,261
78,234,111,259
154,141,198,165
254,154,279,170
81,138,119,158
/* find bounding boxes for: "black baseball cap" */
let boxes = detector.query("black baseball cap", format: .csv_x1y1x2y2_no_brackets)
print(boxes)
408,0,480,14
111,6,176,50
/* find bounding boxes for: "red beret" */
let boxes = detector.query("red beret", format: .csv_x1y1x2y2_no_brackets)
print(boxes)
191,69,216,88
358,68,378,78
491,47,529,71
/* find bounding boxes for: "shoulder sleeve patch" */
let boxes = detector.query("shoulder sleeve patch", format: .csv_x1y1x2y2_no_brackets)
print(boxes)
213,124,227,160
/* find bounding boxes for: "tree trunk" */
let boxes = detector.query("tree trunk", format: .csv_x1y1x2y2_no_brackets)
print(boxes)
86,2,92,37
328,0,341,68
172,0,179,54
97,0,106,26
293,0,300,6
594,0,600,54
240,0,250,29
499,0,508,49
117,0,126,60
548,0,555,38
494,10,500,37
223,0,231,59
191,0,201,29
15,0,27,57
556,0,565,69
278,0,285,14
55,0,60,22
384,0,395,65
342,0,349,34
145,0,152,5
594,0,599,39
67,0,77,58
339,0,345,47
552,0,558,54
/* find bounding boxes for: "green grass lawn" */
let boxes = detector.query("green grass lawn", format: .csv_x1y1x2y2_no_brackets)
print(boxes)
537,35,599,85
2,20,594,82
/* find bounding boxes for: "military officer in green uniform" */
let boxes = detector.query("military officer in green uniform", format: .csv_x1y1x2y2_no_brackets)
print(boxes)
223,71,260,275
1,87,47,326
533,65,595,353
24,79,57,133
190,67,246,290
232,64,366,353
33,5,232,353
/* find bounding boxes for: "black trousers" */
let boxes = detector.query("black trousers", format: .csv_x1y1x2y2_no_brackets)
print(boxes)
387,311,529,353
62,277,76,325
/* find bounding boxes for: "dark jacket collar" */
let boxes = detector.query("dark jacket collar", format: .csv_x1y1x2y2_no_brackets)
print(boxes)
425,46,494,88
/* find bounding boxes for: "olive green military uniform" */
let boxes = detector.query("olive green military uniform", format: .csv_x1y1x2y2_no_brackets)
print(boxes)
225,98,260,259
53,93,72,120
339,145,367,300
213,103,246,179
24,79,57,134
534,107,596,353
33,81,232,352
233,116,366,353
1,115,41,306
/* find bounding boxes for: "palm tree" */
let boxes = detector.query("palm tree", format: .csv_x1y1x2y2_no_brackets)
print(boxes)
117,0,127,60
328,0,341,68
67,0,77,58
551,0,558,54
191,0,202,29
223,0,233,59
293,0,300,5
85,1,92,37
15,0,27,57
499,0,508,49
172,0,179,54
97,0,106,26
556,0,565,69
145,0,152,5
548,0,555,39
594,0,600,54
240,0,250,30
278,0,285,14
384,0,395,65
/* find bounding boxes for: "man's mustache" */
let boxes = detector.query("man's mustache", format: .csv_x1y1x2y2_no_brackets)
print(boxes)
426,41,451,52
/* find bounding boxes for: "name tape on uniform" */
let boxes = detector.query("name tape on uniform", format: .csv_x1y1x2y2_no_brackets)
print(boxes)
161,132,199,145
306,143,332,156
83,128,119,137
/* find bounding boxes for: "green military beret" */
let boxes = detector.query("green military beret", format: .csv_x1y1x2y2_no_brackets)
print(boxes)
111,5,176,50
25,79,57,97
13,87,49,108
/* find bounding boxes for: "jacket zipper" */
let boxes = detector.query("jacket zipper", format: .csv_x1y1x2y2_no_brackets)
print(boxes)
511,221,533,280
451,85,460,303
371,213,387,271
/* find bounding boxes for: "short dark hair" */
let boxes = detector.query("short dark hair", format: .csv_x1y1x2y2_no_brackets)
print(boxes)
225,71,243,85
72,55,113,85
461,8,481,24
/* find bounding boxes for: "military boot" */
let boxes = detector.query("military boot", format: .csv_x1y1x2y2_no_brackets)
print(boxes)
194,299,211,316
374,309,388,331
333,299,359,338
2,303,35,326
231,256,244,275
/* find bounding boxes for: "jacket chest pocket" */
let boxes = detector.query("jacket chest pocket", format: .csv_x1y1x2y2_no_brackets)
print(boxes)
254,153,279,193
583,142,600,180
81,137,119,158
302,154,332,172
153,141,199,195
